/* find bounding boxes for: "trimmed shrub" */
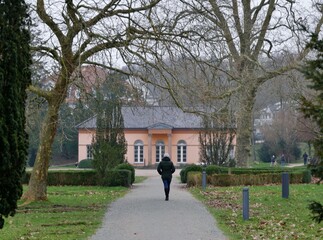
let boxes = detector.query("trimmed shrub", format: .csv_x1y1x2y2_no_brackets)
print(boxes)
101,170,131,187
187,171,202,187
302,169,312,183
205,165,227,175
209,173,280,186
180,165,203,183
187,172,309,187
47,171,97,185
23,169,134,187
289,170,312,184
22,170,97,186
78,159,93,169
115,163,135,184
205,165,308,175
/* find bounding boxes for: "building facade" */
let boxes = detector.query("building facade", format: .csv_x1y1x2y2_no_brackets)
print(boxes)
77,106,235,166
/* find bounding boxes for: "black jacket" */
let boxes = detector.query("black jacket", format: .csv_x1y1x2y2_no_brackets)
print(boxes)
157,156,175,179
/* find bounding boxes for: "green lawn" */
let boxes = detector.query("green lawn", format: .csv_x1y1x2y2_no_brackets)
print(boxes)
1,185,128,240
190,184,323,240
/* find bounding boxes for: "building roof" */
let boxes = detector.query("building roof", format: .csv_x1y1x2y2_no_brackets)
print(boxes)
77,106,203,130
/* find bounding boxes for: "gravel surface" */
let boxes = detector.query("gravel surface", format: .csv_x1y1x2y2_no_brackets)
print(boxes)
90,170,227,240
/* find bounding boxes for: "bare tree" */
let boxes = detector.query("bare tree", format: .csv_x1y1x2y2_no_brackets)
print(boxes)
199,111,235,166
24,0,323,200
128,1,323,166
260,105,301,162
23,0,164,201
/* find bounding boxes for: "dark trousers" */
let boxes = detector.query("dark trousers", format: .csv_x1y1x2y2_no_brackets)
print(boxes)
162,178,172,199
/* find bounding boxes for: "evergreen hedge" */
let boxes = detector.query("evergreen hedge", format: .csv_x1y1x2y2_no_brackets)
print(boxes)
205,165,308,175
180,165,203,183
78,159,93,169
114,163,135,184
181,164,310,183
23,169,131,187
101,170,131,187
187,170,312,187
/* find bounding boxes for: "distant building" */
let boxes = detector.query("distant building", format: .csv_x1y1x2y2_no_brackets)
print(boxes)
77,106,236,166
40,65,157,108
39,65,107,107
253,102,292,142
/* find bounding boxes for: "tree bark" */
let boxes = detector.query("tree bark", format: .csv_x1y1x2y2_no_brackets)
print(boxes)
235,81,257,167
22,104,59,201
22,73,72,201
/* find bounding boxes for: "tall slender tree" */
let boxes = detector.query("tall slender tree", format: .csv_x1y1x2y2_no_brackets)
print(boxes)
300,34,323,160
300,34,323,224
92,95,127,181
0,0,31,228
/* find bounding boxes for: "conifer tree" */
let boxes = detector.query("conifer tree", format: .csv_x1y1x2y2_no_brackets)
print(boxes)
0,0,31,228
301,35,323,160
92,92,127,181
300,34,323,223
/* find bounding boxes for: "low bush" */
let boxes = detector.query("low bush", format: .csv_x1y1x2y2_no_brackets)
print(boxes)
114,163,135,184
204,165,308,175
101,170,131,187
23,170,97,186
78,159,93,169
47,171,97,185
187,171,203,187
23,169,133,187
180,165,203,183
205,165,227,175
187,171,311,187
302,169,313,183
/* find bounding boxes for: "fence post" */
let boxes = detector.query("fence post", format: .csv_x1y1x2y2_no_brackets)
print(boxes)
202,169,206,190
243,187,249,220
282,172,289,199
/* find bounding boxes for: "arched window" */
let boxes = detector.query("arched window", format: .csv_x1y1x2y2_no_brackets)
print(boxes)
134,140,144,163
155,140,165,163
177,140,187,163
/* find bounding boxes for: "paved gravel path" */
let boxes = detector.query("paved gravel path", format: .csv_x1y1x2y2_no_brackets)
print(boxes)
90,170,227,240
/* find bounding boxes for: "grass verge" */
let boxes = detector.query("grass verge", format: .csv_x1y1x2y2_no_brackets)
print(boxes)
1,185,128,240
134,176,148,184
190,184,323,240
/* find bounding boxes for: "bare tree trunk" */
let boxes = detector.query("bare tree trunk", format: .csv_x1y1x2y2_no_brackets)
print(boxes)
23,71,71,201
22,103,60,201
235,84,257,167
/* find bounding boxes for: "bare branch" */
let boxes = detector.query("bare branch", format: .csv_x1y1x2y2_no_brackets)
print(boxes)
28,85,51,100
252,0,275,59
36,0,66,45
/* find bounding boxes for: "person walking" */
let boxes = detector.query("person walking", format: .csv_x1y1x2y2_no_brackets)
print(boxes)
157,153,175,201
303,152,308,165
271,154,276,167
280,153,286,166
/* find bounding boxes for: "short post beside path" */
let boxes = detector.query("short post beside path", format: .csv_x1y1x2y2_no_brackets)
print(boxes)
243,187,249,220
282,172,289,199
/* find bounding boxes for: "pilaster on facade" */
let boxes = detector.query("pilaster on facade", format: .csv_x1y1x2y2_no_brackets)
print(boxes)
167,133,172,158
148,133,152,166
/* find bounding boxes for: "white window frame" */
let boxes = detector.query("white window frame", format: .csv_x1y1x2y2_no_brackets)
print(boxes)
177,140,187,163
155,140,165,163
134,140,144,163
86,145,93,159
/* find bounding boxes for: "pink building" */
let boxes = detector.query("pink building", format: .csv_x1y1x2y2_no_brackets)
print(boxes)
77,106,235,166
